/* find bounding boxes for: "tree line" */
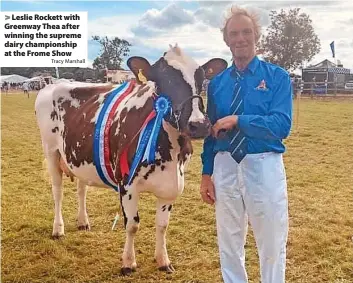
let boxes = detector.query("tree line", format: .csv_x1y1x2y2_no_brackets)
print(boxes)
2,8,320,80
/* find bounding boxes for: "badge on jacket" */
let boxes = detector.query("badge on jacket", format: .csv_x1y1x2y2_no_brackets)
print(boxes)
255,79,268,91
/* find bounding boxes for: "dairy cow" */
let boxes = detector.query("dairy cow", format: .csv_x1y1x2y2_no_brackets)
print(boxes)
35,45,227,275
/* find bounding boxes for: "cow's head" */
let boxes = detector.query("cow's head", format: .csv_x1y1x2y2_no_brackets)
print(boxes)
127,44,227,139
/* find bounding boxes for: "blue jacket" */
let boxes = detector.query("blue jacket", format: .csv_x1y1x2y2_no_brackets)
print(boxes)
201,56,293,175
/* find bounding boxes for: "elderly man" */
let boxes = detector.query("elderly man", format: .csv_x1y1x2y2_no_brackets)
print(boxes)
200,6,292,283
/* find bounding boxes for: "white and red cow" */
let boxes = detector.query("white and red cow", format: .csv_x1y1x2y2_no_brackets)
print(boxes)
35,45,227,275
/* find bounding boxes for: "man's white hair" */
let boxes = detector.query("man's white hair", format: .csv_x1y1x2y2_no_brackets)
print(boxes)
221,5,262,44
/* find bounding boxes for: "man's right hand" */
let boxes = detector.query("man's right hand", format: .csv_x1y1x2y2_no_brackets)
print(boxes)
200,175,216,205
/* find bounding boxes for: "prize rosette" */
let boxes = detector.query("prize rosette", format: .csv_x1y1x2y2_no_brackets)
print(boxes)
127,95,171,185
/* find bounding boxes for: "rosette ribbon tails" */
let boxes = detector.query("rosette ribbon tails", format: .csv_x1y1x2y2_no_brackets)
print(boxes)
127,95,172,185
93,81,136,192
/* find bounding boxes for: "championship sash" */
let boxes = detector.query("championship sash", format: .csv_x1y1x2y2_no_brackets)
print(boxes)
93,80,171,191
93,81,135,192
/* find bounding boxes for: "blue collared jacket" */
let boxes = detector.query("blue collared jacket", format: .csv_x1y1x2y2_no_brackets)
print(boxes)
201,56,293,175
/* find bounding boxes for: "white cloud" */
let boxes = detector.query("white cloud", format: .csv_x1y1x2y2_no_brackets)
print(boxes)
86,59,94,69
297,4,353,68
88,14,139,40
87,1,353,70
133,3,195,33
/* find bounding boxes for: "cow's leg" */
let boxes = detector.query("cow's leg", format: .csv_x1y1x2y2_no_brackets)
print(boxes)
77,179,90,230
155,199,175,273
121,191,139,276
46,152,64,238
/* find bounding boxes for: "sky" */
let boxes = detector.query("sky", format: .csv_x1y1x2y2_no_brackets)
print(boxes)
2,0,353,72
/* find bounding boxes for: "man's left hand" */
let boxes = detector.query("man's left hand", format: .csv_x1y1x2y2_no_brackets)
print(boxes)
212,115,238,138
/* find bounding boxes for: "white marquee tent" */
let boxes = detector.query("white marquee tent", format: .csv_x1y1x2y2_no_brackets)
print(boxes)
24,76,44,83
0,74,29,84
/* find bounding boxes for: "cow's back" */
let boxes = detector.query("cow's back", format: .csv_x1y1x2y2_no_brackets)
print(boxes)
35,83,113,170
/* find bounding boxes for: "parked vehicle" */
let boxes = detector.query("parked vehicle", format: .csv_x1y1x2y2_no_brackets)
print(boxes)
344,81,353,90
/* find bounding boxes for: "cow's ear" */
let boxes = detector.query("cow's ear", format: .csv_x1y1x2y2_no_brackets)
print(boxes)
127,56,152,84
202,58,228,80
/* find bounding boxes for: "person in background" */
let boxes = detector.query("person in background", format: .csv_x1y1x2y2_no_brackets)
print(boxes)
2,81,9,95
23,81,30,98
200,5,293,283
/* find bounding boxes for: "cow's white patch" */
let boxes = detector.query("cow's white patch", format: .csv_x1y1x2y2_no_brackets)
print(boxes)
183,153,192,170
70,98,80,108
155,152,162,160
164,46,205,123
164,46,199,96
189,99,205,123
70,160,108,187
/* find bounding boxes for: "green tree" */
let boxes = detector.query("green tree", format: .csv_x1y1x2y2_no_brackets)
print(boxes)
74,69,84,81
61,72,74,79
83,69,95,81
259,8,321,71
92,36,131,70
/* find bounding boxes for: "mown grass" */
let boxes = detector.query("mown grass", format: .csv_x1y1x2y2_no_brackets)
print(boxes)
1,92,353,283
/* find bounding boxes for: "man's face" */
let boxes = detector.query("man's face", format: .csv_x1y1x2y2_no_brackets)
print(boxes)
225,15,256,60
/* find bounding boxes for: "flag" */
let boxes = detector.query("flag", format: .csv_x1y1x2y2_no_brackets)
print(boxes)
330,41,335,58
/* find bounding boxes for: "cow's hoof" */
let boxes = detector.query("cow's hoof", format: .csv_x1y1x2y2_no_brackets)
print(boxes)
78,224,90,231
51,233,64,240
121,267,136,276
158,264,175,273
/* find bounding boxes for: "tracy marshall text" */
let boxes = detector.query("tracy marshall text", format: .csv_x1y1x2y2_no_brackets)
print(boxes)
52,59,86,64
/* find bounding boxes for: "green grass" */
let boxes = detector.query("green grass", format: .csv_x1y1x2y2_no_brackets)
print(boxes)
2,92,353,283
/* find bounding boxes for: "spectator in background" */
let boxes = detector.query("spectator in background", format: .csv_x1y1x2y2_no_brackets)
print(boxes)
22,81,29,98
2,81,9,95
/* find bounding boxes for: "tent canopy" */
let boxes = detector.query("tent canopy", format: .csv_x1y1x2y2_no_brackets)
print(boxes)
0,74,29,84
24,76,44,82
304,59,351,74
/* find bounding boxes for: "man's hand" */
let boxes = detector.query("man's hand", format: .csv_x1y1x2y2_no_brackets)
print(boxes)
212,115,238,138
200,175,216,205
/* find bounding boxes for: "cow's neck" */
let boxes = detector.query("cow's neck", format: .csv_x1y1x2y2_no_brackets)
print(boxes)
162,121,193,165
107,82,192,185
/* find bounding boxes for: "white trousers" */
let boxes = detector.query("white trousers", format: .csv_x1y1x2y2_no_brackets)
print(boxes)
213,152,288,283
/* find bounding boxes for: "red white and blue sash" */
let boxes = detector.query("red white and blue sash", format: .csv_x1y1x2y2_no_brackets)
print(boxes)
93,80,172,192
93,81,136,192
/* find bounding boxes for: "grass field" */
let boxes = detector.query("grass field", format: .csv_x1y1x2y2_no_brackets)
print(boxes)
2,92,353,283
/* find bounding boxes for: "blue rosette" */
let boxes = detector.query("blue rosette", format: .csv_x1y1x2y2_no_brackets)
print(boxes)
142,95,171,163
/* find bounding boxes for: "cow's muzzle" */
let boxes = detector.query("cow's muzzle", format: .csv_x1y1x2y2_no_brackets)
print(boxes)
186,119,211,139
